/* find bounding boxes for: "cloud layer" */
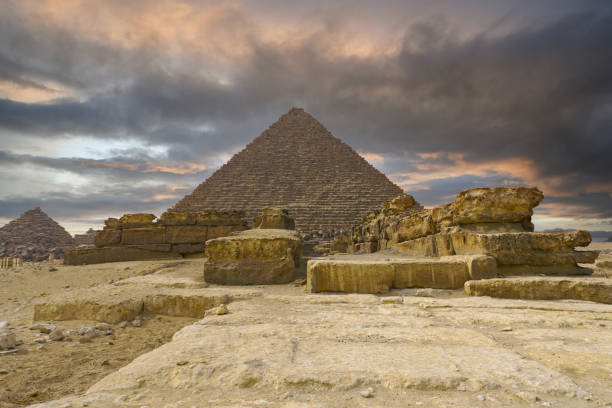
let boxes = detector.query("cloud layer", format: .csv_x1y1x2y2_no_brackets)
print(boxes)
1,0,611,233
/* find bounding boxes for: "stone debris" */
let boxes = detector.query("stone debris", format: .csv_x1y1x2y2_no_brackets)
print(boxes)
48,328,65,341
253,208,295,230
465,276,612,304
204,229,302,285
360,387,374,398
0,329,16,350
171,108,403,234
0,207,74,261
64,211,247,265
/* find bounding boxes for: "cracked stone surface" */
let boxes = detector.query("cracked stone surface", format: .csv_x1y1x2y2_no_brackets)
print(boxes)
30,283,612,408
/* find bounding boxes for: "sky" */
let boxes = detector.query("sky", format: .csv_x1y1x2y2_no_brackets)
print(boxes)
0,0,611,235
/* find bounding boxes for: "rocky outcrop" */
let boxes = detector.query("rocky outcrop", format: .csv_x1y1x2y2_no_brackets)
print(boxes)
65,211,247,265
394,229,597,276
351,187,544,253
203,229,302,285
465,277,612,304
253,208,295,230
452,187,543,230
349,187,597,277
0,207,74,261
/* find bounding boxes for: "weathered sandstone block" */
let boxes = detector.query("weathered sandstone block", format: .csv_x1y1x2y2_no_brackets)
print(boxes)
465,277,612,304
397,213,435,241
34,297,144,323
204,229,301,285
121,227,165,245
103,217,121,230
119,213,157,228
393,230,595,273
253,208,295,230
307,260,394,293
207,225,242,239
159,211,197,226
307,255,498,293
165,225,208,244
171,243,205,255
452,187,543,227
63,246,181,265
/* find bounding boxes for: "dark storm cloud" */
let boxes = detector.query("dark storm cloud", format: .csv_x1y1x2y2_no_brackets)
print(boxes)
0,1,610,228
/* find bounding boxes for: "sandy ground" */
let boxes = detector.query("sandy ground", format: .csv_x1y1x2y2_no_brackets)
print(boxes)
0,260,200,407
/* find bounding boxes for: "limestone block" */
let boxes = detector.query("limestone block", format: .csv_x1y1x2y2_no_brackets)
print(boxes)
64,248,107,265
34,297,144,323
159,211,197,226
121,227,165,245
172,243,206,255
460,223,527,233
96,229,121,247
105,246,181,262
498,265,592,276
253,208,295,230
119,213,157,228
452,187,543,225
392,259,469,289
203,229,301,285
431,202,454,231
448,255,498,280
197,211,246,226
143,294,231,317
465,277,612,304
205,257,295,285
103,217,120,230
207,225,242,239
394,230,593,258
388,194,417,211
125,244,172,252
165,225,209,244
397,213,435,241
493,250,599,266
307,260,394,293
63,246,181,265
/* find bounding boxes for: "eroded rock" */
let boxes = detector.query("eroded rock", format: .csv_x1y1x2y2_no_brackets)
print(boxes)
204,229,302,285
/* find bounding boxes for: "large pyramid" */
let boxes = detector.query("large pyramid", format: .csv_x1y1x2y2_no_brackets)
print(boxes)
0,207,74,261
172,108,404,232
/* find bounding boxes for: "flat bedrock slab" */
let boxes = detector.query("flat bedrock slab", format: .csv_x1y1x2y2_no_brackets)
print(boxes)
307,255,497,293
33,285,260,323
34,293,612,408
465,276,612,304
204,229,302,285
64,246,182,265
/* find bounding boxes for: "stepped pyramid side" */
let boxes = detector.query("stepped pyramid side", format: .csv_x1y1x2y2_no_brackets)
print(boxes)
172,108,404,232
0,207,74,261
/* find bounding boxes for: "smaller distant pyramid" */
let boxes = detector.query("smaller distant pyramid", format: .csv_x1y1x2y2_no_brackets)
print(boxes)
0,207,74,261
